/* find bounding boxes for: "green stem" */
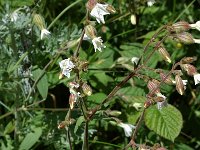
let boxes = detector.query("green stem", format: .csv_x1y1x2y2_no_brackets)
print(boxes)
82,121,89,150
47,0,82,30
174,0,196,22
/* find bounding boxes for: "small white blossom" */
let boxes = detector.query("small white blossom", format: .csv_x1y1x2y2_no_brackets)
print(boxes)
41,28,50,39
10,11,19,22
131,57,140,65
118,123,135,137
193,39,200,44
147,0,156,7
194,73,200,85
92,37,106,52
90,3,110,24
190,21,200,31
10,8,22,22
59,58,75,78
156,93,167,110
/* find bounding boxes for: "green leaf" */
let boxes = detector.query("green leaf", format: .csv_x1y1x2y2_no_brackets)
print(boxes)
144,104,183,142
12,0,34,7
74,116,85,134
119,43,143,58
93,72,113,86
32,67,48,99
87,93,107,104
19,128,42,150
4,121,15,134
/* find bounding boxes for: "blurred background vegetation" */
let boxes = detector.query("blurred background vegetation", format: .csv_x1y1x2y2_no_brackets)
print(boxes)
0,0,200,149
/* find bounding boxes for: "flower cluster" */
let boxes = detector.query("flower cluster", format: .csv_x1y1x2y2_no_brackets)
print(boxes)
170,21,200,44
85,0,116,52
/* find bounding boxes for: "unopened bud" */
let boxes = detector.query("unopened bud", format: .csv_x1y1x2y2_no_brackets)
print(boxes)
79,61,89,72
180,56,197,64
33,13,45,30
174,32,195,44
158,46,171,63
147,79,160,94
175,75,185,95
66,39,80,49
130,14,136,25
58,119,75,129
106,4,116,14
171,21,190,33
82,83,92,96
59,73,64,79
159,72,173,84
180,64,197,76
86,0,97,11
144,99,153,108
173,70,183,76
85,25,97,39
106,110,121,117
69,94,76,109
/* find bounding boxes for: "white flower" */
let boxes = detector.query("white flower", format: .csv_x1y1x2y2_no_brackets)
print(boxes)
131,57,140,65
194,73,200,85
147,0,156,7
156,93,166,100
92,37,106,52
118,123,135,137
156,93,167,110
90,3,110,24
10,8,22,22
193,39,200,44
59,58,75,78
10,11,19,22
41,28,50,39
190,21,200,31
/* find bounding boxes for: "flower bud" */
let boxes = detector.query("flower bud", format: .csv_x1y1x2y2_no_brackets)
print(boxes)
159,72,173,84
173,70,183,76
106,110,121,117
144,99,153,108
86,0,97,11
106,4,116,14
180,56,197,64
158,46,171,63
171,21,190,33
174,32,195,44
79,61,89,72
130,14,136,25
180,64,197,76
59,72,64,79
82,82,92,96
85,25,97,39
58,119,75,129
69,94,76,109
32,13,45,30
175,75,185,95
147,79,160,94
